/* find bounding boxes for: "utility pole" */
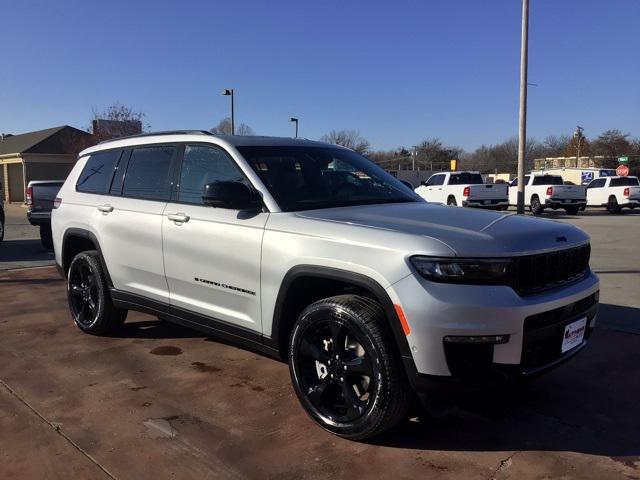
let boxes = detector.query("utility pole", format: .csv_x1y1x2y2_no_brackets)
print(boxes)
516,0,529,214
575,126,584,168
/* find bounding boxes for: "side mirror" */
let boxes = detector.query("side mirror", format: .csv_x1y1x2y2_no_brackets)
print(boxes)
202,181,261,210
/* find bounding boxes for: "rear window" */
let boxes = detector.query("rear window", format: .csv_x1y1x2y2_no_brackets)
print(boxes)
76,150,122,194
449,173,484,185
532,175,563,186
610,177,639,187
122,146,176,201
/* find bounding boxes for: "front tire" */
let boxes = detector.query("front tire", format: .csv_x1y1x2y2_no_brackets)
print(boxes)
67,250,127,335
288,295,411,440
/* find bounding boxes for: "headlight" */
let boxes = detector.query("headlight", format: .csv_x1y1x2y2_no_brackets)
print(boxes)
410,256,513,285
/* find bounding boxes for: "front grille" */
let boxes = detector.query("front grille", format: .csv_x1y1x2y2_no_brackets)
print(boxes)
513,244,590,295
521,293,597,369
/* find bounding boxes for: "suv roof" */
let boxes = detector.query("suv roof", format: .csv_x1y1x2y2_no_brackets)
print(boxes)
83,131,336,157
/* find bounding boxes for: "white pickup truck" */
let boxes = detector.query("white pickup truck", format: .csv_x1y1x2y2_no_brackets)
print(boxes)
586,175,640,214
509,174,586,215
414,171,509,210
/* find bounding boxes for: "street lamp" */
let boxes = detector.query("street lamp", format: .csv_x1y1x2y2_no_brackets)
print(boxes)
289,117,299,138
574,126,584,168
222,89,234,135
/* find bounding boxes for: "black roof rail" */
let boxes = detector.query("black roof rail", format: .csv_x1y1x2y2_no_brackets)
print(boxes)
98,130,214,144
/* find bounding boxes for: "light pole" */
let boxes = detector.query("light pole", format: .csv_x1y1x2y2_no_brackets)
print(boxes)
516,0,529,215
574,126,584,168
290,117,299,138
222,89,234,135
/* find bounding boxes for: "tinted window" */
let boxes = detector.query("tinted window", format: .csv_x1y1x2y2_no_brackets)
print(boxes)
610,177,639,187
428,175,445,186
238,146,419,212
178,145,248,204
449,173,483,185
109,150,130,195
532,175,563,186
588,179,606,188
76,150,122,194
122,146,176,200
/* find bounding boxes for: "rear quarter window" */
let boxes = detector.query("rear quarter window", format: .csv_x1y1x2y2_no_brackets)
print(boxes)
610,177,639,187
76,150,122,194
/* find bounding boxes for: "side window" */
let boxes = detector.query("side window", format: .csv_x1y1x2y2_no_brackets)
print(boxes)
429,175,444,186
76,150,122,194
589,179,605,188
122,146,176,201
178,145,249,205
109,150,131,195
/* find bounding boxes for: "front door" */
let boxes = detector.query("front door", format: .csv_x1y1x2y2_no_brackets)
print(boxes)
162,144,268,333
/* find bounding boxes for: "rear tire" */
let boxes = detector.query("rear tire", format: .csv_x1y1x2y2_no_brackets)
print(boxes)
565,205,580,215
288,295,411,440
530,195,544,215
67,250,127,335
40,224,53,251
447,196,457,206
607,196,621,214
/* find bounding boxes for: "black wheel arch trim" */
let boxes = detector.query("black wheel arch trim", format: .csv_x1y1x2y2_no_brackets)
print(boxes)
271,264,416,374
61,228,114,287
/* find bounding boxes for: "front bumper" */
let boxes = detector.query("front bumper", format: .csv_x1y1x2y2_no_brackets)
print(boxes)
387,270,599,392
462,199,509,208
545,198,586,209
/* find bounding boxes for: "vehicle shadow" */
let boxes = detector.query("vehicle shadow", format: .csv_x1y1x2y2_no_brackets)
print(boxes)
0,239,53,262
374,304,640,458
108,319,207,340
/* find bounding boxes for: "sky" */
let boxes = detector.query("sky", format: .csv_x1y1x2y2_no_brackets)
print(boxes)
0,0,638,152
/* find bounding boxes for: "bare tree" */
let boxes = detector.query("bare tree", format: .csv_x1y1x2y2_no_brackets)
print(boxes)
210,117,255,136
320,129,370,154
592,129,631,158
88,103,149,143
541,135,570,157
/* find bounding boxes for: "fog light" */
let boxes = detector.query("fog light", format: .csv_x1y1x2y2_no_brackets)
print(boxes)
443,335,509,345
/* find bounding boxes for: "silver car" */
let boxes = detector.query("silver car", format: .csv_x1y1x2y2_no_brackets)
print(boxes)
52,131,599,440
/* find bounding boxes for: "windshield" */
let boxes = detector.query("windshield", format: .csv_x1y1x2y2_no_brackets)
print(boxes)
449,173,484,185
237,146,421,212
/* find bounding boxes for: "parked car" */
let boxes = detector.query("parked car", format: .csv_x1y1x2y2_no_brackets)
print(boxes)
414,171,509,210
52,131,599,440
509,174,586,215
0,181,4,243
586,176,640,214
26,180,64,250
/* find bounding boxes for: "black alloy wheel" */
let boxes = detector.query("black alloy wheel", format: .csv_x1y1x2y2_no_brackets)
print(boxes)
289,295,411,440
295,318,375,424
67,250,127,334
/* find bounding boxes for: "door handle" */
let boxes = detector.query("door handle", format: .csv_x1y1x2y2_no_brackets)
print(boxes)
168,213,190,223
97,204,114,213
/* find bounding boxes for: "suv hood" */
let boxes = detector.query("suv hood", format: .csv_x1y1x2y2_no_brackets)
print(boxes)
296,202,589,257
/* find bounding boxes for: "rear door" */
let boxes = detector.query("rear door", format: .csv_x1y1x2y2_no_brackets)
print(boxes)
162,144,267,333
94,144,179,304
586,178,607,205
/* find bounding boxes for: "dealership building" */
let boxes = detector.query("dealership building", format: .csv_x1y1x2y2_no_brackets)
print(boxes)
0,126,93,203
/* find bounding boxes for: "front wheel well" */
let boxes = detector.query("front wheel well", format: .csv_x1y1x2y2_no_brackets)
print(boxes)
273,275,377,359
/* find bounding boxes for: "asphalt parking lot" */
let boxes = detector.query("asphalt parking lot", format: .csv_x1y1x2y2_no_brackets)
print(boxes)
1,206,639,479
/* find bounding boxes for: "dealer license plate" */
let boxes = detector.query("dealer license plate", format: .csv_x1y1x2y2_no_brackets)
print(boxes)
561,317,587,353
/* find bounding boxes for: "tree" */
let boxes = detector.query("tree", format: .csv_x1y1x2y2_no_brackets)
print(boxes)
320,129,370,154
541,135,570,157
90,102,149,142
562,135,591,158
210,117,255,136
592,129,631,158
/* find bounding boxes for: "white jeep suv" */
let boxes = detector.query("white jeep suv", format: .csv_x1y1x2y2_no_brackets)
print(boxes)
52,131,599,439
